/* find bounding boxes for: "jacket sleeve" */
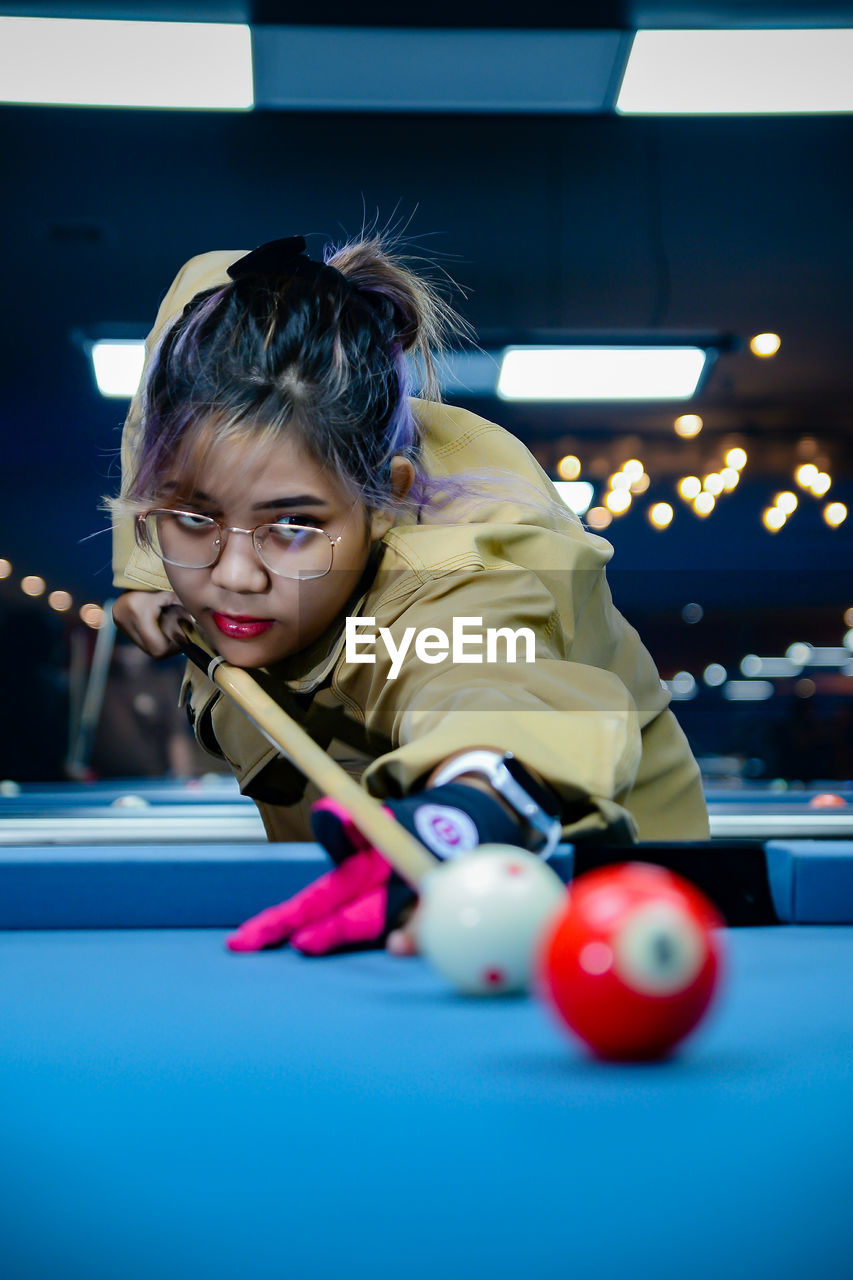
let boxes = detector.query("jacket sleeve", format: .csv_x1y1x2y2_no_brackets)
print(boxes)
344,564,644,843
112,250,247,591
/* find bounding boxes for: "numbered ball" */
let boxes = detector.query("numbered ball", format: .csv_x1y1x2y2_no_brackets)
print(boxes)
416,845,568,996
809,792,847,809
538,863,724,1060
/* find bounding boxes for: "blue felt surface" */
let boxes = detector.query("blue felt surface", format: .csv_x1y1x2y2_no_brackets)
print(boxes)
1,927,852,1280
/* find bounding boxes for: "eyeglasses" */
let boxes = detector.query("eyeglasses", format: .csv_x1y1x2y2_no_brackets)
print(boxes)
139,509,344,581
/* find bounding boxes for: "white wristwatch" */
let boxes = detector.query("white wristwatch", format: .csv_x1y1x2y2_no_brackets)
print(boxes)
430,750,562,857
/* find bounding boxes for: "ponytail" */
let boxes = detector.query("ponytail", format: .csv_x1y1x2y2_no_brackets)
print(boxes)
326,234,472,404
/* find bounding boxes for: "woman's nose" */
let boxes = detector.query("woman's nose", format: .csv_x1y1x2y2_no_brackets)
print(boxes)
209,529,269,592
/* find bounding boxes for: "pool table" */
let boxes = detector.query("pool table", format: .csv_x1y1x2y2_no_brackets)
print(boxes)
1,829,853,1280
1,778,852,845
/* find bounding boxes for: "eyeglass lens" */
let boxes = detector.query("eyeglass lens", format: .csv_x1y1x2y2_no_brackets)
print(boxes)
145,511,334,580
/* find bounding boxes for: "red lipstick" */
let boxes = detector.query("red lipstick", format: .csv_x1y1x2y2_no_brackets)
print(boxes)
211,612,274,640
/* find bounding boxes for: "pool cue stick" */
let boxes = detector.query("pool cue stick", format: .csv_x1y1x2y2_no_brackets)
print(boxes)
177,623,438,888
66,598,117,776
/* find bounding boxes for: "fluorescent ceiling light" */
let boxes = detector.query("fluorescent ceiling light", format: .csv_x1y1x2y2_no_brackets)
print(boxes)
617,29,853,115
739,655,803,678
553,481,595,516
497,346,708,401
91,341,146,398
804,647,851,667
0,17,253,109
722,681,775,702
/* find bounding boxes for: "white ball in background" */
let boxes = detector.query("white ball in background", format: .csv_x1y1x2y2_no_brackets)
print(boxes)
111,794,151,808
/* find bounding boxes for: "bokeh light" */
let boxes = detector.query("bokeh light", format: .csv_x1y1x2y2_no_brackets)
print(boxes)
795,463,819,488
557,454,581,481
605,488,632,514
649,502,674,528
786,642,812,665
749,332,781,357
824,502,847,527
586,506,613,530
79,603,106,629
671,671,697,698
674,414,703,438
21,575,46,597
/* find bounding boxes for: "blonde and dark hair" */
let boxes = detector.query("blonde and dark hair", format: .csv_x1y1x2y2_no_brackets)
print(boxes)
121,233,469,516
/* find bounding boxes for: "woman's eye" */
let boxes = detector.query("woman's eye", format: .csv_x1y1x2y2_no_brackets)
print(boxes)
264,519,322,551
275,514,322,529
175,513,214,531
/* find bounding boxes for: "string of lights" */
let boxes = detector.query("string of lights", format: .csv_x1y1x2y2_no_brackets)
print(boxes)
0,558,105,629
544,332,847,533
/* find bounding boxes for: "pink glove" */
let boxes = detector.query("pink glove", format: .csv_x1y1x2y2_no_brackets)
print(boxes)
226,800,409,955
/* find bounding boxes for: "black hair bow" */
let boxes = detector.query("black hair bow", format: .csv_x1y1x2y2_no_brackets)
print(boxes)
227,236,345,289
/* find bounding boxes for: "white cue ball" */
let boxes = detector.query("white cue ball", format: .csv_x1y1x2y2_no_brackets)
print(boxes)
415,844,568,996
111,794,151,808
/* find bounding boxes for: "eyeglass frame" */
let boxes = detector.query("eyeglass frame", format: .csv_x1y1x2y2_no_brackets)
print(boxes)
137,508,346,581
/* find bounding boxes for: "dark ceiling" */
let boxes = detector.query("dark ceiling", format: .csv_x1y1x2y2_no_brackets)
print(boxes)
1,1,851,620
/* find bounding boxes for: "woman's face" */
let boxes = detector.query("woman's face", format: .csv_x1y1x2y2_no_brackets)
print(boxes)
159,433,390,669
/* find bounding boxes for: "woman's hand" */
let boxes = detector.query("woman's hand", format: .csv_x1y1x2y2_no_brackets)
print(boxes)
226,782,525,957
112,590,192,658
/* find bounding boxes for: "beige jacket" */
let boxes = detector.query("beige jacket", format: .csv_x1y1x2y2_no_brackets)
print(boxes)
114,251,709,845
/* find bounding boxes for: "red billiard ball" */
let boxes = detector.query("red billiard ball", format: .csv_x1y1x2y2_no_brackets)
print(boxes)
809,792,847,809
537,863,724,1061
